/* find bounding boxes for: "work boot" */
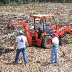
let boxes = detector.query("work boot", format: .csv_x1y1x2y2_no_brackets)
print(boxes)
12,61,18,65
24,62,27,66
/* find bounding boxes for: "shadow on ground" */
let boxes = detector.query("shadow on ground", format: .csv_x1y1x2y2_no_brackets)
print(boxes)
0,46,14,56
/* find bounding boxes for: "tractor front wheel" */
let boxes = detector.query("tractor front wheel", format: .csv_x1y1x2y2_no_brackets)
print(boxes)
59,37,66,46
43,36,52,48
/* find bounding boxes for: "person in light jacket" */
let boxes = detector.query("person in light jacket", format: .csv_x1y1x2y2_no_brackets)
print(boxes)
51,33,59,64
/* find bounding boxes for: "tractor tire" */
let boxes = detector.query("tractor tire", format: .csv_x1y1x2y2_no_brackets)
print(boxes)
43,36,52,48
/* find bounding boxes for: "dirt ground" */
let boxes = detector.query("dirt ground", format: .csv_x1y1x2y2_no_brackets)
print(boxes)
0,44,72,72
0,3,72,72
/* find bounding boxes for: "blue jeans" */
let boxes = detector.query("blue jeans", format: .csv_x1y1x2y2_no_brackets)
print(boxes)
15,48,27,64
51,45,58,63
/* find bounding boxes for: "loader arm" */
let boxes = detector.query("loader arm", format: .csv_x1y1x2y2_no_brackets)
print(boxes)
10,19,33,46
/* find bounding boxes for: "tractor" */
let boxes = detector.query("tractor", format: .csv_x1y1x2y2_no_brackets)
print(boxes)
9,14,72,48
10,14,55,48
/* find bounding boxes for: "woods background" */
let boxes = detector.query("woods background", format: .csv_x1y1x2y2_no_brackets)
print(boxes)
0,0,72,5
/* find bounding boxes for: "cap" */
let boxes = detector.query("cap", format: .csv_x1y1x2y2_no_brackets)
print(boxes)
19,30,23,34
52,33,58,37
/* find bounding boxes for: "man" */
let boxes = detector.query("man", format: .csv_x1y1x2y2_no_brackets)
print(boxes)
51,33,59,64
13,30,27,65
35,18,44,32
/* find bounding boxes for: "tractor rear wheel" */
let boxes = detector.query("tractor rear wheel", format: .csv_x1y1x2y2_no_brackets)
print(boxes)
43,36,52,48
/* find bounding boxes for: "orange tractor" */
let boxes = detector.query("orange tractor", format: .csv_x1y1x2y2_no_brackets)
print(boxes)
10,14,72,48
10,14,55,48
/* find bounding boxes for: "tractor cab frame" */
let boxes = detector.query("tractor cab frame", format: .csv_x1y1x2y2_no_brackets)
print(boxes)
30,14,55,31
28,14,55,48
